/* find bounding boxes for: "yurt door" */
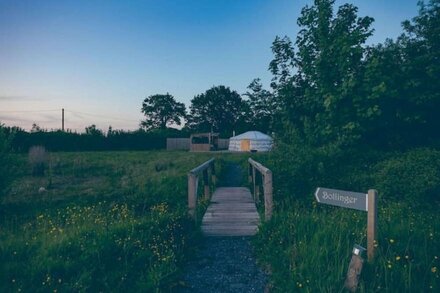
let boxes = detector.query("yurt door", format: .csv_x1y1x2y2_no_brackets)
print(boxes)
240,139,250,151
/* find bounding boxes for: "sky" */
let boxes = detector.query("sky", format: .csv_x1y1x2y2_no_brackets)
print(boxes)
0,0,420,132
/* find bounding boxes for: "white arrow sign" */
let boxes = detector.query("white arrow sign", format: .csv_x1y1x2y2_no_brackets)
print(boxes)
315,187,368,211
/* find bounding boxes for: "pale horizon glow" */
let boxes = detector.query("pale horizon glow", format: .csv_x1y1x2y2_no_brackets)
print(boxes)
0,0,419,132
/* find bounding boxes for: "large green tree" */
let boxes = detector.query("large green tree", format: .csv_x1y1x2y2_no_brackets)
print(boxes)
359,0,440,148
141,94,186,130
244,78,276,133
271,0,374,146
187,85,247,135
396,0,440,146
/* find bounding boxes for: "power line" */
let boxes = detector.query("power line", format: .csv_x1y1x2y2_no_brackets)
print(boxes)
0,109,60,113
0,109,140,122
64,110,140,123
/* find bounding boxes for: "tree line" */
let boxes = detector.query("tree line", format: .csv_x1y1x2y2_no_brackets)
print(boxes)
142,0,440,151
0,126,188,152
141,81,275,137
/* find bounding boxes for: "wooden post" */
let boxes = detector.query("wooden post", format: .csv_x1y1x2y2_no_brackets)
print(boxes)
203,169,210,200
188,173,197,220
252,166,256,200
248,163,252,183
367,189,377,262
344,245,365,292
264,170,273,220
255,171,260,203
211,163,216,186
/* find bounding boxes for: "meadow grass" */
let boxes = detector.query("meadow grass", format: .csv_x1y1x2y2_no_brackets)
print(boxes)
0,151,246,292
3,149,437,292
248,145,440,292
254,195,440,292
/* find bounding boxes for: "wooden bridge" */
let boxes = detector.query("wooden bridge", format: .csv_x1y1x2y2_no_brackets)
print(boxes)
187,158,273,236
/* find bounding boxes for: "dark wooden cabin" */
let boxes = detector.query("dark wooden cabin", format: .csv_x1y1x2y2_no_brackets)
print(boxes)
190,133,219,152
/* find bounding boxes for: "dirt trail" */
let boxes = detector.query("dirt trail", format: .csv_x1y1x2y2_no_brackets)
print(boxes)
178,162,268,292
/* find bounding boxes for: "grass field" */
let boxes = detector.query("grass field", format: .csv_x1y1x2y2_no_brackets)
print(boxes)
0,151,246,292
2,150,439,292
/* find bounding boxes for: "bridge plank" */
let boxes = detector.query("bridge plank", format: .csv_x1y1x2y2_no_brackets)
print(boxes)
201,187,260,237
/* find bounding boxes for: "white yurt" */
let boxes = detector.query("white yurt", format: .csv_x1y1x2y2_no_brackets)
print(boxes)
228,131,273,152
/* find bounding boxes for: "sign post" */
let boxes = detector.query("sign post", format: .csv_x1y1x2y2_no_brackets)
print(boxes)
367,189,377,262
314,187,378,262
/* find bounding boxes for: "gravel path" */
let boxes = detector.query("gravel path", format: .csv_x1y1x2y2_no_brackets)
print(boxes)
177,163,268,292
178,237,268,292
218,162,243,187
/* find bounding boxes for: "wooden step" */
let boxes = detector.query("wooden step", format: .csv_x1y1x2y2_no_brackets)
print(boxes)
201,187,260,237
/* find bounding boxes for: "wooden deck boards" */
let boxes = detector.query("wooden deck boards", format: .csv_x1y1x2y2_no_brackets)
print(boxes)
201,187,260,236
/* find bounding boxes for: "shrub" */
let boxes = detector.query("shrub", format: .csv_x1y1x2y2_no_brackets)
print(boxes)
265,141,356,202
374,148,440,203
28,146,48,176
0,126,13,196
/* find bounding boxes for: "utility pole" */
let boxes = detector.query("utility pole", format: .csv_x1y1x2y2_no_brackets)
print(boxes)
62,108,65,131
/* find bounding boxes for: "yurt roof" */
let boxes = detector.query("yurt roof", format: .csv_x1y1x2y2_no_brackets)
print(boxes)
230,131,272,141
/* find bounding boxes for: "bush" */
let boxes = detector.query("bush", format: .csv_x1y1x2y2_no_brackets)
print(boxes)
374,148,440,203
264,141,371,202
28,146,48,176
0,127,13,196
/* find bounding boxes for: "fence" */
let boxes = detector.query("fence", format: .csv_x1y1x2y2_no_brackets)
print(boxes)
218,139,229,149
167,138,230,151
187,158,216,220
167,138,190,150
248,158,273,220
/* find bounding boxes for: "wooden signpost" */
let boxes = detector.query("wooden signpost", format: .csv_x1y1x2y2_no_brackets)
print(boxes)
314,187,378,262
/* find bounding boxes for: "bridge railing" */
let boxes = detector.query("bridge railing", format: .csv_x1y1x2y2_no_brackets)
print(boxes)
188,158,216,220
248,158,273,220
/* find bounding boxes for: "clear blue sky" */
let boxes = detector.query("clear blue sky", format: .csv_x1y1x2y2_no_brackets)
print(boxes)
0,0,419,131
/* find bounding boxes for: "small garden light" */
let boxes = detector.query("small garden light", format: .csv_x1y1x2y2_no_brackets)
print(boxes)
344,244,366,292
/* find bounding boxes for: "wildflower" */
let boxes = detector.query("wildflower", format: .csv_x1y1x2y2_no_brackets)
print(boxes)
387,264,392,269
432,267,437,273
389,239,395,244
395,256,401,261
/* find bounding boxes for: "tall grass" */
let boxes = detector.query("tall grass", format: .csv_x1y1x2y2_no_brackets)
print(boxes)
255,200,439,292
254,146,440,292
0,151,230,292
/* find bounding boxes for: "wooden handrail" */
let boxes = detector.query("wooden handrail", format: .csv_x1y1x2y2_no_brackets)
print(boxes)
248,158,273,220
188,158,216,220
189,158,215,174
